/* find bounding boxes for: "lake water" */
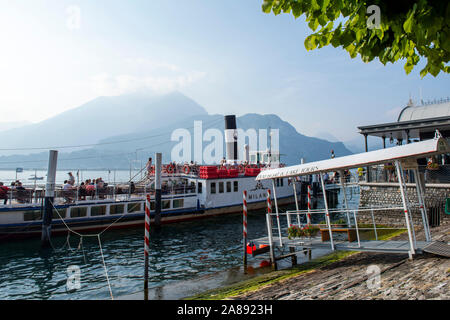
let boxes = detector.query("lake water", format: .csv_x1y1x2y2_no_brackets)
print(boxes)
0,180,360,300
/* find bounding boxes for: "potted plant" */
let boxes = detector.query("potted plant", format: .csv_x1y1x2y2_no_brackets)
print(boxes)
331,218,348,228
287,225,319,239
302,225,320,238
287,225,304,239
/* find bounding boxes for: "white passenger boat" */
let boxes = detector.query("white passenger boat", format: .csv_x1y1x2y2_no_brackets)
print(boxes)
0,116,303,240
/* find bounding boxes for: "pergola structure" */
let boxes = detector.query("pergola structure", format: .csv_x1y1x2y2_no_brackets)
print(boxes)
358,99,450,151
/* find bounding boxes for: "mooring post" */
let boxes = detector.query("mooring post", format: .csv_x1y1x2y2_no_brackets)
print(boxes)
144,194,151,300
289,247,297,266
154,153,162,228
41,150,58,249
243,190,248,271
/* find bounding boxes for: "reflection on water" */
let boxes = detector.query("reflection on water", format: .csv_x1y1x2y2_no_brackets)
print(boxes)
0,186,359,300
0,209,273,300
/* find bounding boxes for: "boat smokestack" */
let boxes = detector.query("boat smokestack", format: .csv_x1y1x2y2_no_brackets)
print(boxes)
224,115,238,162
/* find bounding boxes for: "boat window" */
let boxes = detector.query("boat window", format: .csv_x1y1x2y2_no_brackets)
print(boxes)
52,208,66,220
226,181,231,193
219,182,224,193
127,202,141,213
211,182,216,194
91,206,106,216
23,210,42,221
110,204,124,215
198,182,202,194
173,199,184,208
233,181,238,192
280,178,284,187
162,200,171,209
70,207,88,218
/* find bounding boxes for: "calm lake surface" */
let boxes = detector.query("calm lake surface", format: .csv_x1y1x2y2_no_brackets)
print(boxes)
0,177,359,300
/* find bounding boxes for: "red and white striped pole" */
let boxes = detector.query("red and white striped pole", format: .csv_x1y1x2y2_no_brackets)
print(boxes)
307,184,312,225
243,190,248,268
144,194,151,298
266,189,276,269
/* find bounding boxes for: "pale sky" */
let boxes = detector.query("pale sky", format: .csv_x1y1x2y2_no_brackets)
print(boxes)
0,0,449,141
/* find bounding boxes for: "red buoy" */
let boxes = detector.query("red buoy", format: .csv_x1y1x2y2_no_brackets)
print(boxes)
259,260,270,268
246,242,256,254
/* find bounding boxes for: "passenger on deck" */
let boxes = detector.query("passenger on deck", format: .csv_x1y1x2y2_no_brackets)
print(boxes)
68,172,75,185
79,182,87,200
86,181,96,198
146,157,152,177
63,180,74,203
15,182,25,191
0,182,9,205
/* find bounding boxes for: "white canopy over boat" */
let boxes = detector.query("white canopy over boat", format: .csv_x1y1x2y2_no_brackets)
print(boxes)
256,136,450,180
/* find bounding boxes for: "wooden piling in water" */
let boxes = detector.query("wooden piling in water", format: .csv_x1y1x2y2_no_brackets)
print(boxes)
41,150,58,249
154,153,162,228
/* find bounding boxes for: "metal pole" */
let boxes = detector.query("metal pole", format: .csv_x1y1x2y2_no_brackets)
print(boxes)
370,207,378,241
271,180,283,246
144,194,151,300
41,150,58,249
413,168,431,241
320,173,334,250
395,160,416,256
243,190,248,270
307,184,312,224
397,162,417,247
292,180,301,226
154,153,162,228
353,210,361,247
339,172,351,227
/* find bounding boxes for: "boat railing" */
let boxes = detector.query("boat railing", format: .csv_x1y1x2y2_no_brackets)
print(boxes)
0,183,198,207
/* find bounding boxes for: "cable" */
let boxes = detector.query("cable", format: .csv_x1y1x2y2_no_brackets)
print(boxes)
0,117,223,151
0,117,223,165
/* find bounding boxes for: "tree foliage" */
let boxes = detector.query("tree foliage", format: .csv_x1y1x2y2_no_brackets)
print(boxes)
262,0,450,77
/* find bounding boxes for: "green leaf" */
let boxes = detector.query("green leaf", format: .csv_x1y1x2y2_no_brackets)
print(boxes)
304,35,318,51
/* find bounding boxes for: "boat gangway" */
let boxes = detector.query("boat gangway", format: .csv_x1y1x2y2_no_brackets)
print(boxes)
248,133,450,268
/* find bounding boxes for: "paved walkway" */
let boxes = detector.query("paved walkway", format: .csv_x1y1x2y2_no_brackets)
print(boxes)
234,223,449,300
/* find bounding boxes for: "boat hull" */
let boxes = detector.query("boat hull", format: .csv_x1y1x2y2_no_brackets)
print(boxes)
0,195,297,241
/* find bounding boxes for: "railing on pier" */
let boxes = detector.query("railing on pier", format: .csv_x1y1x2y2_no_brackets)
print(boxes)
360,164,450,184
265,203,427,251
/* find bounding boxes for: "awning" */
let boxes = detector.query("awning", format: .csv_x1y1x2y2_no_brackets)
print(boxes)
256,137,450,180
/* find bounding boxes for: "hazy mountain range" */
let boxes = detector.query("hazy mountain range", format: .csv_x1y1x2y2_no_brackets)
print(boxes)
0,91,353,169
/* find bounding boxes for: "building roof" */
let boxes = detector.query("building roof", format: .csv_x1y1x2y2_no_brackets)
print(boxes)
358,99,450,140
398,100,450,122
256,137,450,180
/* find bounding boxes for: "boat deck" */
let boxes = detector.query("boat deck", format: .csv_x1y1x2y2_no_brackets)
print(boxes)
250,236,431,254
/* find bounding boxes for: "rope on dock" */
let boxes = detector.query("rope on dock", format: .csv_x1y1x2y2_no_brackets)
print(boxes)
49,201,141,300
97,234,114,300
